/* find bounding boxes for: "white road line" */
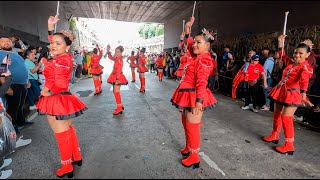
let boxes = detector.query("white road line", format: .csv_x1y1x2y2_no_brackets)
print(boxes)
27,111,38,122
109,85,129,91
199,152,226,176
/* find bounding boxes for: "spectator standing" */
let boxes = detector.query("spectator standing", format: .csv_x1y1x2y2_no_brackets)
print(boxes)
0,37,33,133
24,50,42,111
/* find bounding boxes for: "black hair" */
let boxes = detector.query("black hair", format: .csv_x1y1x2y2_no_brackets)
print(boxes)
196,30,215,44
131,51,135,56
93,48,98,54
54,33,72,46
268,50,275,56
116,46,124,53
27,46,36,51
262,47,270,51
250,49,257,54
24,49,34,59
38,47,49,60
296,43,311,53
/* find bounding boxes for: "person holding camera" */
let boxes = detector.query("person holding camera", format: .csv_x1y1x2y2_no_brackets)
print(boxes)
24,49,42,111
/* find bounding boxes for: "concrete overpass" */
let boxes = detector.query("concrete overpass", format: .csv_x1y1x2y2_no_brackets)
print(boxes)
1,1,320,49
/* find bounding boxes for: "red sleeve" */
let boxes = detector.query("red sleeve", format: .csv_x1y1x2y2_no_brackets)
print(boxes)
259,64,264,73
279,49,293,67
98,48,103,59
50,59,73,94
195,59,213,104
107,52,116,61
299,64,313,92
186,37,196,58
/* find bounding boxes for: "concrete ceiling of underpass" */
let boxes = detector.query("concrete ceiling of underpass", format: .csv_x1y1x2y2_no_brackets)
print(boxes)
44,1,195,23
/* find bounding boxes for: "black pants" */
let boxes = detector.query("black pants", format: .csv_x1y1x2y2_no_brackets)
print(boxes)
244,81,259,109
75,64,83,78
150,64,155,72
5,84,27,126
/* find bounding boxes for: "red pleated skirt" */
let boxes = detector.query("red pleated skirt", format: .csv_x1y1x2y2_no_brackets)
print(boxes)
91,65,103,75
137,66,148,73
107,73,128,85
171,88,217,112
36,92,87,120
269,85,303,107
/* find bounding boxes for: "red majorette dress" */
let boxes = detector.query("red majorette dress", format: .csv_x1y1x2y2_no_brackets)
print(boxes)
90,48,103,76
171,52,217,112
155,57,164,69
137,54,148,73
106,52,128,85
36,53,87,120
127,55,137,68
269,50,313,107
174,56,193,77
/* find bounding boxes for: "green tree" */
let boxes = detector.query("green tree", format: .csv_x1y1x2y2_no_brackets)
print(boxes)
138,24,164,39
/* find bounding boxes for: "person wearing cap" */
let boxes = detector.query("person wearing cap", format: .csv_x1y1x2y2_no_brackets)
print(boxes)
240,54,268,113
36,16,88,178
137,48,148,93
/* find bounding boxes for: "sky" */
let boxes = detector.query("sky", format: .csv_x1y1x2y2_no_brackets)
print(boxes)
79,18,145,47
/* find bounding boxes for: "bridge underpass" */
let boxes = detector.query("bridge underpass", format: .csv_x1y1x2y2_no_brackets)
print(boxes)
2,1,320,49
1,1,320,179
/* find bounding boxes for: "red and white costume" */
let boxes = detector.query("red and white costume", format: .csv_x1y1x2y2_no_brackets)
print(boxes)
137,54,148,73
127,55,137,68
174,56,193,78
171,52,217,112
107,53,128,85
156,57,164,81
263,49,313,156
36,52,87,120
269,50,313,107
90,48,103,76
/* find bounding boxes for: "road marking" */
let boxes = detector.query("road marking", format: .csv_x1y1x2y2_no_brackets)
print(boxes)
27,111,38,122
199,152,226,176
109,85,129,91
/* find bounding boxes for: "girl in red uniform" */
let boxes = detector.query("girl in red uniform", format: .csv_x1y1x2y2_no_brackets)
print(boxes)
171,16,217,168
36,16,87,178
106,45,128,115
126,51,137,82
263,35,314,155
155,54,165,81
137,48,148,92
90,45,103,95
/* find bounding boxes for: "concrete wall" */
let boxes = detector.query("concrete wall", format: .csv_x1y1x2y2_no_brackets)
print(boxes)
164,1,320,49
0,1,70,45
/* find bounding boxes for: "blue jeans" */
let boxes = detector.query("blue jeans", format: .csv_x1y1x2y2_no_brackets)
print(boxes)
71,67,76,84
263,78,273,106
27,79,41,106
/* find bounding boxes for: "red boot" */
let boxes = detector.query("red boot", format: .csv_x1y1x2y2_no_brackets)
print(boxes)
131,72,136,82
180,114,189,156
97,80,102,94
275,115,295,155
181,122,201,168
69,125,82,166
140,77,145,93
113,92,123,115
93,79,100,95
263,112,282,144
54,130,74,178
160,72,163,81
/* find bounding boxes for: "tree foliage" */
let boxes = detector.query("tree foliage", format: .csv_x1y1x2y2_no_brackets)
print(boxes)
138,24,164,39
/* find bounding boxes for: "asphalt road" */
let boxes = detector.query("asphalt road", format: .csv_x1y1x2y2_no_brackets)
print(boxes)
8,56,320,179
